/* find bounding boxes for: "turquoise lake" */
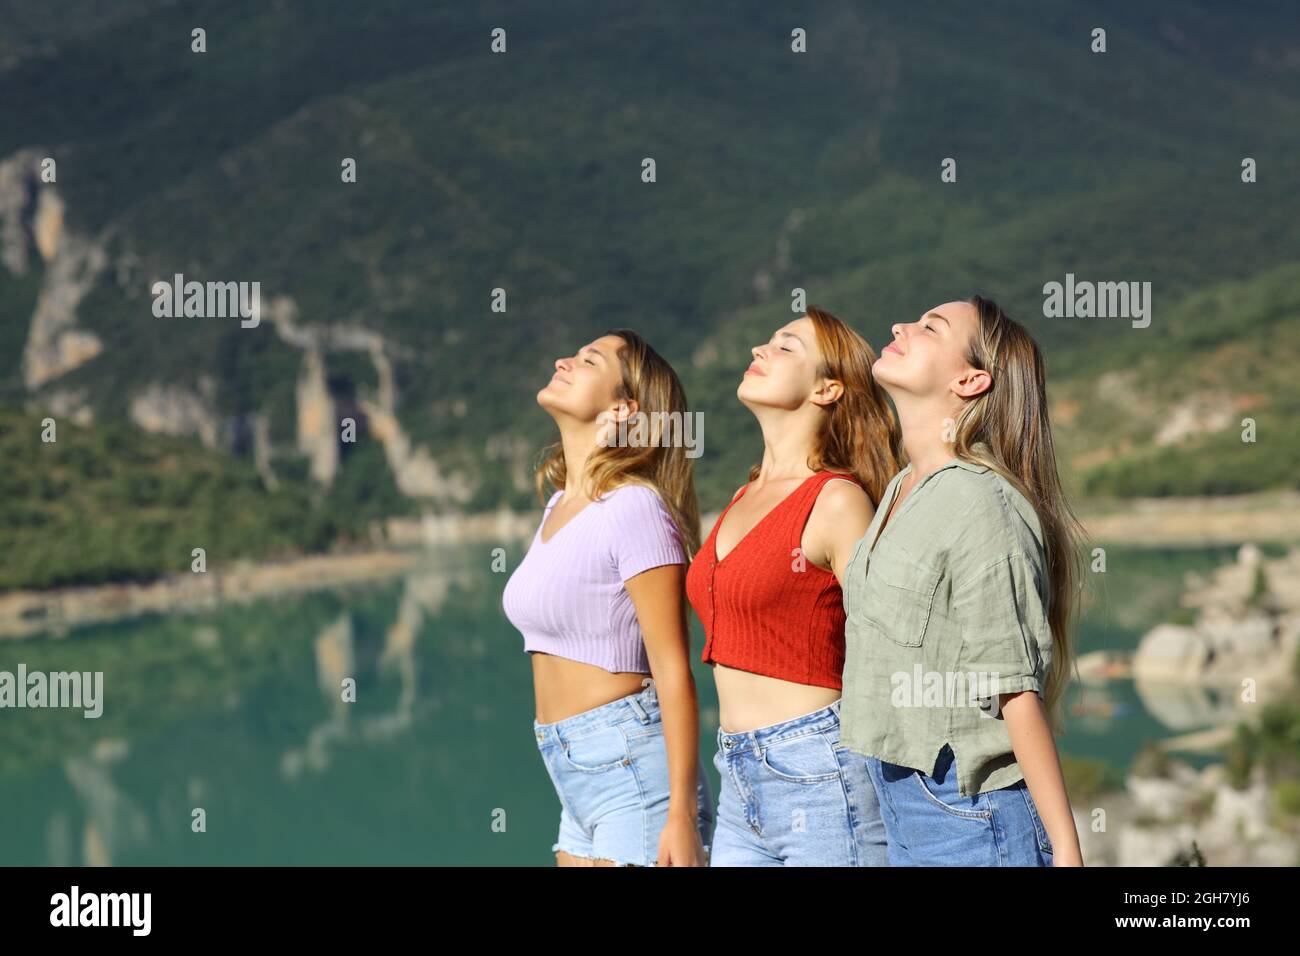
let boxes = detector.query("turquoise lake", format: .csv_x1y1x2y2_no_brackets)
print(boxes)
0,542,1262,865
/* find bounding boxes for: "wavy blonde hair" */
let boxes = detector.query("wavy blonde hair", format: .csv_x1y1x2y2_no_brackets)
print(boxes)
953,294,1086,735
746,306,901,508
534,329,701,558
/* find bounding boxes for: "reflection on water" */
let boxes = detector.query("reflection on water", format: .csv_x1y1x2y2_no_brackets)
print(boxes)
64,740,150,867
280,570,443,780
0,542,1261,865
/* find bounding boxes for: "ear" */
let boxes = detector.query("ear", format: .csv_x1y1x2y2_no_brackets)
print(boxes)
609,398,639,424
810,378,844,408
951,367,992,400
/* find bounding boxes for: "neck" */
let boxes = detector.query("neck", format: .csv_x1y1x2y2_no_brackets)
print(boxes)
891,390,959,480
556,417,602,498
749,402,821,485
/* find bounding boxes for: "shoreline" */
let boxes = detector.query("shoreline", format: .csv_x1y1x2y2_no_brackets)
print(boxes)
1074,490,1300,547
3,492,1298,640
0,547,426,641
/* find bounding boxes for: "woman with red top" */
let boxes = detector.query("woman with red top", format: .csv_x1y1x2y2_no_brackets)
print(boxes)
686,306,901,866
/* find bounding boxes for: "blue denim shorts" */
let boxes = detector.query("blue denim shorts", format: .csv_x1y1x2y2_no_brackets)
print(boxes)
533,681,713,866
709,699,888,866
863,743,1054,866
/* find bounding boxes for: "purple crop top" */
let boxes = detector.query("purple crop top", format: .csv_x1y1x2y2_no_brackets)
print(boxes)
502,483,688,673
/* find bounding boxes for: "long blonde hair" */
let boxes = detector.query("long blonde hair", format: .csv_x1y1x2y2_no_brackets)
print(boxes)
534,329,701,558
747,306,902,508
954,294,1085,735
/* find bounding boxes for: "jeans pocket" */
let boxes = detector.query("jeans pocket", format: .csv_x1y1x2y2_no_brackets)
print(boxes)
1017,782,1054,855
623,707,663,742
558,724,630,773
911,769,992,820
759,731,843,784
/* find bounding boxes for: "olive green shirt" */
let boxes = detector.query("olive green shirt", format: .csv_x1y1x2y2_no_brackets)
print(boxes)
839,451,1053,797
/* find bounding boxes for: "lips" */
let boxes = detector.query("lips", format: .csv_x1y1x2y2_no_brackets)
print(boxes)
745,363,766,376
883,341,903,356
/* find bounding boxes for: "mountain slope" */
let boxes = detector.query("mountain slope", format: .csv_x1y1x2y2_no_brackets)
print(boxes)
0,0,1296,583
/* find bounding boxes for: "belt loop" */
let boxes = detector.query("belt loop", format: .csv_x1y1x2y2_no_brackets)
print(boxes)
627,693,650,724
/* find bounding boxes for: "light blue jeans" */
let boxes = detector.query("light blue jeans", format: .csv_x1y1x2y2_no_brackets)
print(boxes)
709,699,889,866
863,743,1055,866
533,681,713,866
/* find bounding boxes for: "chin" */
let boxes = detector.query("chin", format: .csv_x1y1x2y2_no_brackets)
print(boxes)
536,387,563,413
875,375,908,400
738,377,764,403
870,360,899,387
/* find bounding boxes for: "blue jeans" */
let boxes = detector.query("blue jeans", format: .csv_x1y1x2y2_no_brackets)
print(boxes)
709,699,889,866
533,681,713,866
863,743,1054,866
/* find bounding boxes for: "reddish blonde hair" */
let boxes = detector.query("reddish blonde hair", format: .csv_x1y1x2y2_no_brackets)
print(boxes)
746,306,902,508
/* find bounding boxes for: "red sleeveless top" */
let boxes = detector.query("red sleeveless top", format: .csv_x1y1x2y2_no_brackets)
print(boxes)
686,471,859,690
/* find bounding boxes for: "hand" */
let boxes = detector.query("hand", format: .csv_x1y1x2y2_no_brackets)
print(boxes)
656,813,707,867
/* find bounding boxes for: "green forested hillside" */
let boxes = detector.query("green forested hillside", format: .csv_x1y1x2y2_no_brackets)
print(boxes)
1,0,1297,589
1054,262,1300,497
0,405,405,590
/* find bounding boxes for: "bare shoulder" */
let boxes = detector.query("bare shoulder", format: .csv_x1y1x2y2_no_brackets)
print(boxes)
804,475,874,573
811,475,875,525
806,475,874,546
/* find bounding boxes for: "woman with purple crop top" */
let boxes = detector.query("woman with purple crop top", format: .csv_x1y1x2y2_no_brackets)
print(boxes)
503,329,713,866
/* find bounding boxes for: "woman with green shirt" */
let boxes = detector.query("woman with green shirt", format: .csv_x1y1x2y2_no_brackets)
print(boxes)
839,294,1085,866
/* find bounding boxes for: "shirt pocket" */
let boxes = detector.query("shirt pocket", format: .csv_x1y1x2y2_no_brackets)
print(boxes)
861,545,943,647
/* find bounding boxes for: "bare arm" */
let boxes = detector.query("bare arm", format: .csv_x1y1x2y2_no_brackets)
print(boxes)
1001,690,1084,866
804,477,876,585
624,562,706,866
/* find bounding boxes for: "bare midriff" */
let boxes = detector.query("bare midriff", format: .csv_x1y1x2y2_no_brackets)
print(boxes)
531,651,650,725
711,663,841,734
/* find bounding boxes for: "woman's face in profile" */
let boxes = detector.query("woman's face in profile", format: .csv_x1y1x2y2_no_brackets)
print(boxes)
737,315,826,410
873,300,980,399
537,334,628,423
